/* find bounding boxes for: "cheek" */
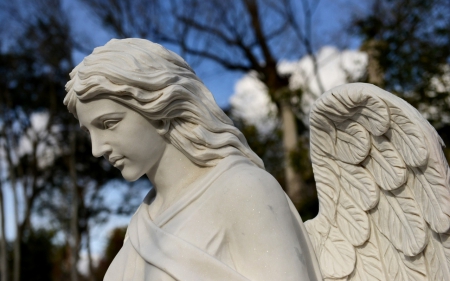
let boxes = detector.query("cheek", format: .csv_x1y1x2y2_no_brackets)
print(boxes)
125,129,165,163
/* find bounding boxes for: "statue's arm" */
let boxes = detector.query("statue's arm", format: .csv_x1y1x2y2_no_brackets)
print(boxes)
223,169,313,281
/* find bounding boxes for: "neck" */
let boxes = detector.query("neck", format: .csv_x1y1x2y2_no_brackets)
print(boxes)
146,144,211,214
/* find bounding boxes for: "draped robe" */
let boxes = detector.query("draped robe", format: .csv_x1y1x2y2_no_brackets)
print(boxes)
104,156,322,280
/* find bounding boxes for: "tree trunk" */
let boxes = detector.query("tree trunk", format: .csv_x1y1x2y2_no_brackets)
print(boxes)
1,127,21,281
0,174,8,281
86,223,96,281
363,39,385,88
280,101,304,205
11,168,20,281
69,129,79,281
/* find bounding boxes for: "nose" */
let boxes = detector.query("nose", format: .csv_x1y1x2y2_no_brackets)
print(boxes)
90,133,112,158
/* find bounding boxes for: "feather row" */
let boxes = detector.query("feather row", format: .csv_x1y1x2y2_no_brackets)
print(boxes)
348,220,385,281
362,135,407,191
304,214,330,257
320,226,356,279
308,83,450,280
439,232,450,272
409,168,450,233
370,186,427,256
310,115,371,165
384,114,428,167
373,222,425,281
313,84,390,136
312,155,341,224
336,189,370,247
334,120,371,164
400,253,427,281
424,230,447,281
337,161,379,211
310,113,337,159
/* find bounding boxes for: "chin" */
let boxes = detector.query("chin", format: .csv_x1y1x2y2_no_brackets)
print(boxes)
121,168,144,182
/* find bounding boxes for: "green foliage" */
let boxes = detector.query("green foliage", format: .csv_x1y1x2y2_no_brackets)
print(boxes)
353,0,450,165
353,0,450,127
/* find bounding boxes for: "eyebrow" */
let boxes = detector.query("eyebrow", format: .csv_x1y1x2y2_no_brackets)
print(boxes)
92,112,125,122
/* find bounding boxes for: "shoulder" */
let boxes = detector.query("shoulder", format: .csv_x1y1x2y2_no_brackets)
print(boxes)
209,160,292,228
217,161,286,207
206,160,312,280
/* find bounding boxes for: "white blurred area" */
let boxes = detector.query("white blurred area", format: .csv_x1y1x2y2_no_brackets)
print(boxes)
1,111,61,240
18,111,61,169
230,46,368,131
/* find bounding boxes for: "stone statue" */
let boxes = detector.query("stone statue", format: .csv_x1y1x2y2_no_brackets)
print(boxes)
64,38,450,280
64,38,322,280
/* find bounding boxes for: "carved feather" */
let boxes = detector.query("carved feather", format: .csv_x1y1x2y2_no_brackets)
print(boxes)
384,105,428,167
439,232,450,271
362,135,407,190
320,226,356,279
409,167,450,233
312,84,390,136
304,214,330,256
312,156,341,224
348,222,384,281
336,190,370,247
310,116,371,164
338,161,379,211
424,231,448,280
400,253,427,281
374,224,410,281
334,120,371,164
310,113,337,159
370,187,427,256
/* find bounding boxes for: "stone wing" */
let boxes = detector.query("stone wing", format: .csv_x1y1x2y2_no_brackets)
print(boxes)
304,83,450,280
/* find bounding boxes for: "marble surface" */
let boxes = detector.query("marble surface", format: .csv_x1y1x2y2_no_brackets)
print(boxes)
305,83,450,280
64,38,322,280
65,38,450,280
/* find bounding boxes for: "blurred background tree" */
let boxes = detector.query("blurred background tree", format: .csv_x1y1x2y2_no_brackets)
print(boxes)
0,1,145,280
0,0,448,280
352,0,450,158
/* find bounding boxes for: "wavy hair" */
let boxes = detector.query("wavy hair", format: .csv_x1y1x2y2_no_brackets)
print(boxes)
64,38,264,168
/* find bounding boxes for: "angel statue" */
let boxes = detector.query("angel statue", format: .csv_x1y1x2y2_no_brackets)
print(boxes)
64,38,450,281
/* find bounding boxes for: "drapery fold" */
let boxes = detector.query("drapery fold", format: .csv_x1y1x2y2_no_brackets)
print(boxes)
105,156,323,281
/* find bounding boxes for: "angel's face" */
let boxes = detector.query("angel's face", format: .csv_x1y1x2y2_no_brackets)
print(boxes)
76,98,167,182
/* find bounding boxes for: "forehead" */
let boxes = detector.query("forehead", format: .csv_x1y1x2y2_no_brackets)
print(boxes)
76,98,127,125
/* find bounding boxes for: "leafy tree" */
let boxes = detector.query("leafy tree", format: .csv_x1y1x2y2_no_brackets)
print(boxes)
352,0,450,165
352,0,450,127
0,1,136,279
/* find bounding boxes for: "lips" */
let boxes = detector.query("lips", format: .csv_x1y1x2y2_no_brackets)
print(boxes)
109,156,125,167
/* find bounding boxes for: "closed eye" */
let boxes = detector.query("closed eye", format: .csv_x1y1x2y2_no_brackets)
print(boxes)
103,119,120,129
